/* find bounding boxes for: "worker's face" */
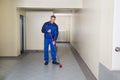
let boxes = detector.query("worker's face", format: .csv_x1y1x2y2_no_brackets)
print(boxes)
50,17,56,23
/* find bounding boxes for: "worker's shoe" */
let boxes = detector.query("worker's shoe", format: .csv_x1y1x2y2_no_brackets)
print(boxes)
44,62,49,65
52,61,59,65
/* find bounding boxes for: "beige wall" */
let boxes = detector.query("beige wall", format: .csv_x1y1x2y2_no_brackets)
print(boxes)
70,0,114,79
100,0,114,70
0,0,17,56
16,0,82,8
0,0,26,56
71,0,101,78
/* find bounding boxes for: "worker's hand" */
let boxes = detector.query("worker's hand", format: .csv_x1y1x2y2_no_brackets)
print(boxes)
52,41,56,45
48,29,51,33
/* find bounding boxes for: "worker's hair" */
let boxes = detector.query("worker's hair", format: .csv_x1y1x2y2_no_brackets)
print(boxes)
51,15,56,19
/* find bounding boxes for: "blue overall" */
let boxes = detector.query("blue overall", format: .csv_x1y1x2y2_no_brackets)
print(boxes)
41,21,59,62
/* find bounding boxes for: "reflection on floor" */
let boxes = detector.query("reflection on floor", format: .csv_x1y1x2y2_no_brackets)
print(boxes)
0,43,87,80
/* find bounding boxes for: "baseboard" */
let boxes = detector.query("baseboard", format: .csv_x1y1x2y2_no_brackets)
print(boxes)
56,41,70,43
22,50,44,53
69,44,97,80
0,54,27,59
0,50,43,59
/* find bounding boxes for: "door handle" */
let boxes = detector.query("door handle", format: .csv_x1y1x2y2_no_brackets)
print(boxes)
115,47,120,52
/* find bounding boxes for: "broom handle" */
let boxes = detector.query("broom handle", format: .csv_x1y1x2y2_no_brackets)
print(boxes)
49,32,56,45
49,32,54,41
49,32,62,67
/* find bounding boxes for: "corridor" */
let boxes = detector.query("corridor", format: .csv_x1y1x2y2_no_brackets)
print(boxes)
1,0,120,80
0,44,87,80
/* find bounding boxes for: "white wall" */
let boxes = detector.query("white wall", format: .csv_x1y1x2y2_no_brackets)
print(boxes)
16,0,82,8
25,11,53,50
71,9,100,80
71,0,114,79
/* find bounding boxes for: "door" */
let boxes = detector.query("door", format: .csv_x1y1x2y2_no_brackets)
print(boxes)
112,0,120,70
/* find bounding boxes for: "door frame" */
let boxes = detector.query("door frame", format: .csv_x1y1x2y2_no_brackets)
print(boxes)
20,15,25,53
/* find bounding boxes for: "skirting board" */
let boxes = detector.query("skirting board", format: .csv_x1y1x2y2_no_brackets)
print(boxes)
69,44,97,80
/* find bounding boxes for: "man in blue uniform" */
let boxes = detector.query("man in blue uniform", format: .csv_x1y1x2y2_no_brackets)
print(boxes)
41,15,59,65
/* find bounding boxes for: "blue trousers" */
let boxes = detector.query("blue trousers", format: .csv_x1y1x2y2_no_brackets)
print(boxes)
44,39,56,62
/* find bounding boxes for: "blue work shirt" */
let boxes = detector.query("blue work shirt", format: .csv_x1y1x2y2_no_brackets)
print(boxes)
41,21,59,41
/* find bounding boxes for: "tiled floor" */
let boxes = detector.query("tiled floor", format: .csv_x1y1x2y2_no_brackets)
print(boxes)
0,43,87,80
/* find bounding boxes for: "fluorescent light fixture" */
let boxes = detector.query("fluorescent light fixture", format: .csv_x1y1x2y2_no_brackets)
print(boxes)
54,13,73,16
